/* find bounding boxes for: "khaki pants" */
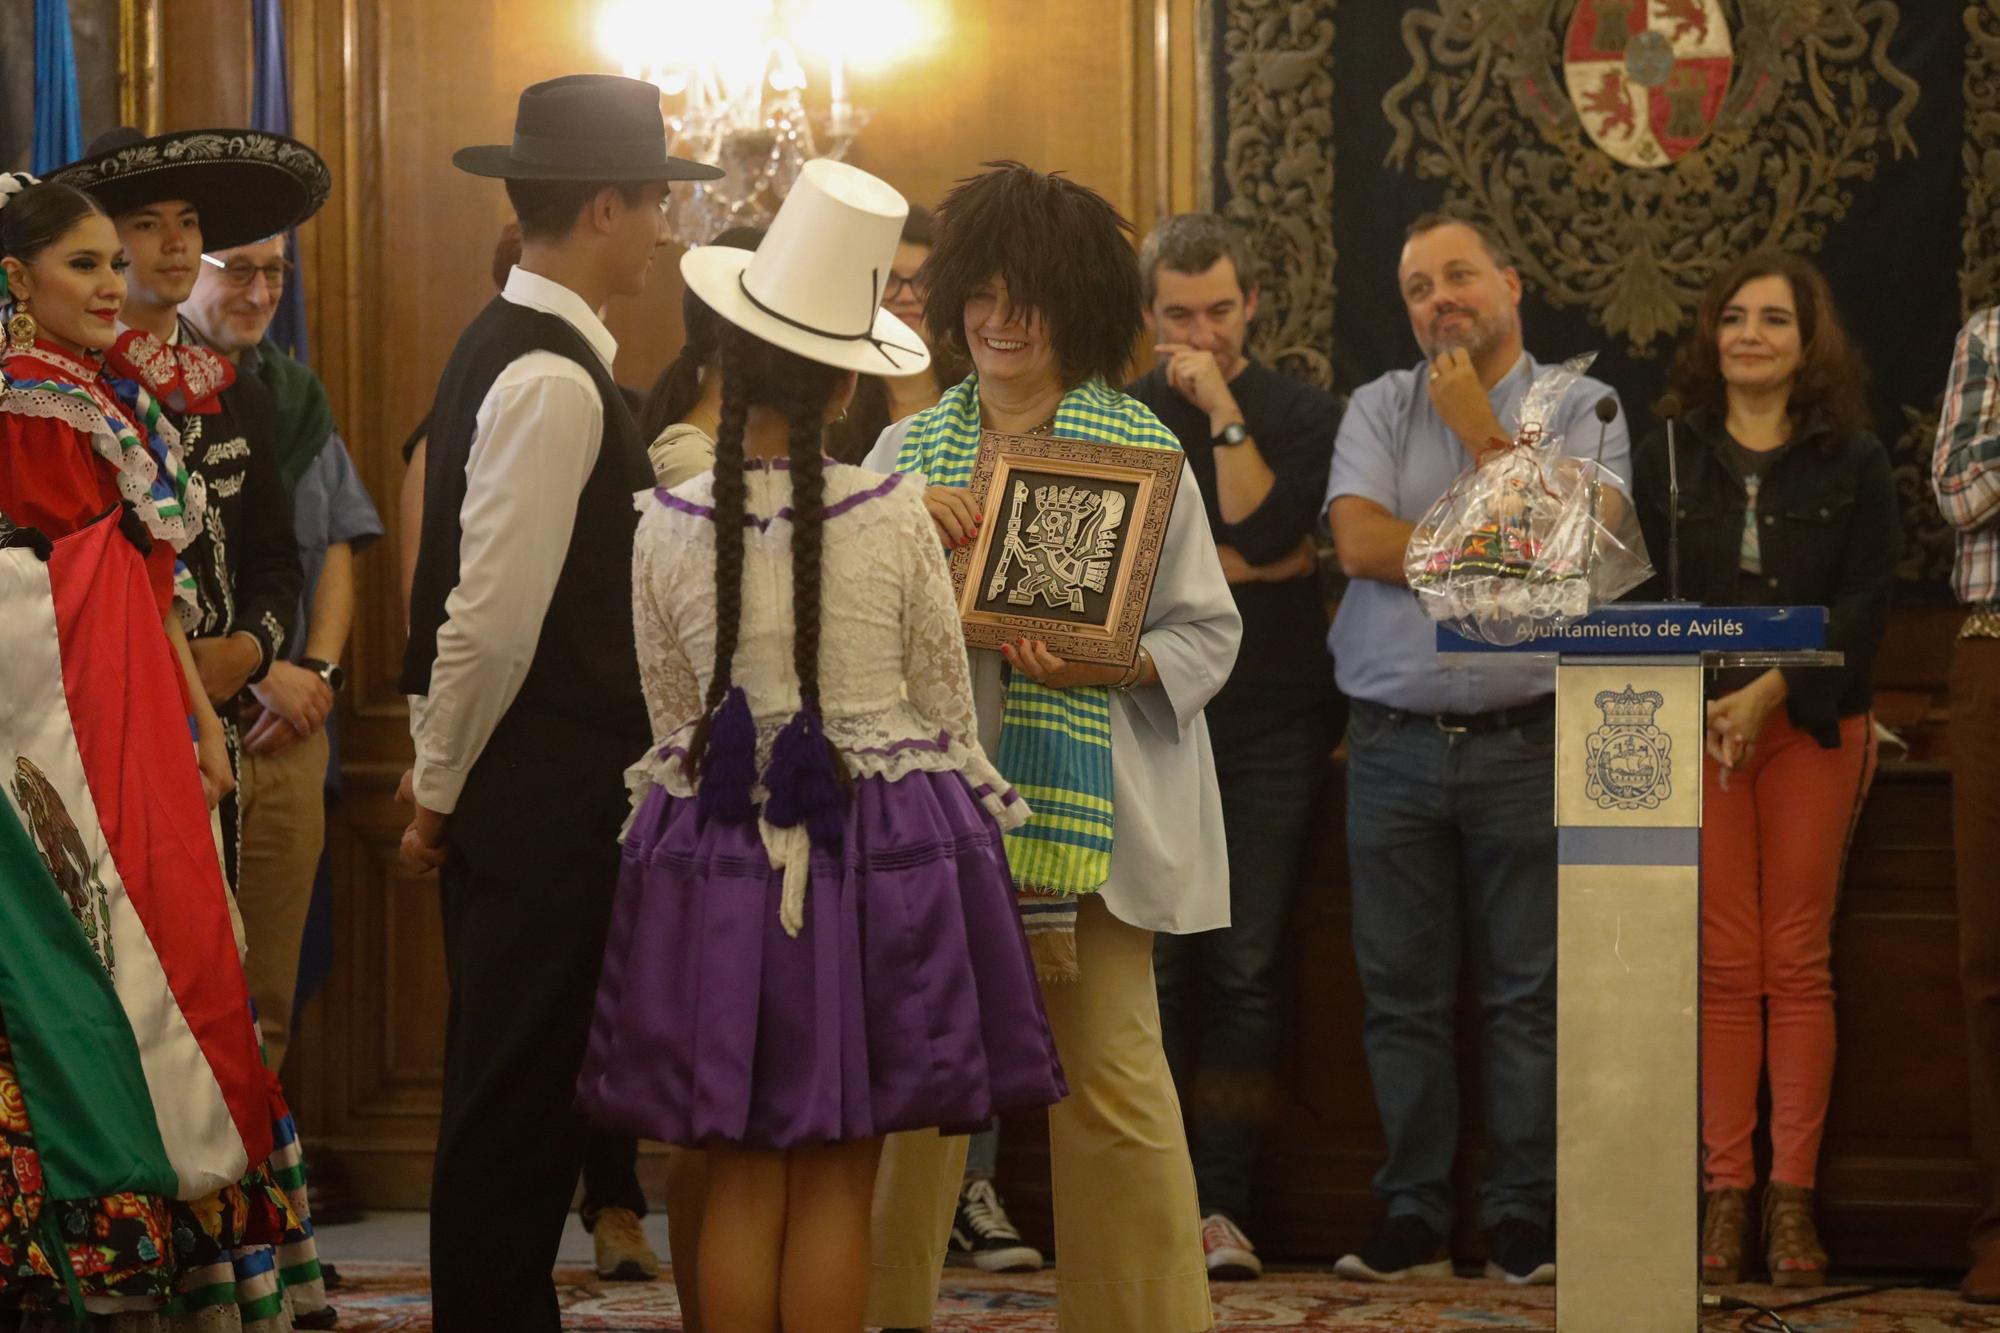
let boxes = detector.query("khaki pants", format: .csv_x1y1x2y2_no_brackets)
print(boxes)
866,896,1213,1332
236,726,330,1071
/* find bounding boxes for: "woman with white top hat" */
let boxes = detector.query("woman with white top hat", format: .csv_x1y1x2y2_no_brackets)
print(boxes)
575,159,1066,1333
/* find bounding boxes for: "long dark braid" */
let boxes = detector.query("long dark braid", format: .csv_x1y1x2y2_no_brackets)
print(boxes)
781,379,851,792
682,336,753,780
686,324,854,823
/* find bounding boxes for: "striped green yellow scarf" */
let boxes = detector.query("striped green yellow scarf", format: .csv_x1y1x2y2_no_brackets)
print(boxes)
896,375,1179,971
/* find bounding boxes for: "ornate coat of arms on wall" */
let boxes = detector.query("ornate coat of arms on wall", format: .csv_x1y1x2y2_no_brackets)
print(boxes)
1381,0,1922,352
1562,0,1733,170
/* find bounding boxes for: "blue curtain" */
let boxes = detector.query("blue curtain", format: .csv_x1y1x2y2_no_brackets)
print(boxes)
30,0,83,175
252,0,310,360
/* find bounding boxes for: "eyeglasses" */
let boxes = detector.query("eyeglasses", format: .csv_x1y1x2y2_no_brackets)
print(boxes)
883,271,923,302
200,253,294,291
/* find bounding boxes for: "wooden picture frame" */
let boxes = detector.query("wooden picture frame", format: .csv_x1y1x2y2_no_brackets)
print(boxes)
948,431,1184,667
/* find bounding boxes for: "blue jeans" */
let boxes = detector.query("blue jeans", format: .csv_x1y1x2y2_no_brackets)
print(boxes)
1156,699,1330,1221
1344,698,1557,1233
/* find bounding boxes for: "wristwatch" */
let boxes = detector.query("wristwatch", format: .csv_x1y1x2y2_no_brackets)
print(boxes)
1213,421,1251,448
299,656,346,692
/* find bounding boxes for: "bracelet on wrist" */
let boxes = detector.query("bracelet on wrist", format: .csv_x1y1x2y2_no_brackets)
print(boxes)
1113,647,1150,691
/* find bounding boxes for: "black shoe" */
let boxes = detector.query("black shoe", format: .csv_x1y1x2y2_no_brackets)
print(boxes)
319,1261,344,1291
294,1305,341,1329
1334,1214,1453,1283
948,1178,1042,1273
1485,1216,1555,1285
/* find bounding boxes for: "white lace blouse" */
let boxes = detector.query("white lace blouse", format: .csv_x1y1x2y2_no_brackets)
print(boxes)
625,459,1027,839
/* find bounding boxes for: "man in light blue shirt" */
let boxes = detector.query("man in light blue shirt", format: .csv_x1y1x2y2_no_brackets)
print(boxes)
1323,214,1629,1288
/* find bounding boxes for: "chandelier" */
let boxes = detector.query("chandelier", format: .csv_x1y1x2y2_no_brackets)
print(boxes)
598,0,930,248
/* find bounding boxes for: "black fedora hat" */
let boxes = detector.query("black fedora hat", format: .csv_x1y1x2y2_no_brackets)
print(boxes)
454,74,724,183
52,126,331,251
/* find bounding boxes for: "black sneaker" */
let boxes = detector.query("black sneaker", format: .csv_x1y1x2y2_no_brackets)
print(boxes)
1485,1216,1555,1286
1334,1214,1453,1283
948,1178,1043,1273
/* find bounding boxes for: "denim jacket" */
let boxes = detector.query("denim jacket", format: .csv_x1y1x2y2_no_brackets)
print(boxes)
1630,408,1901,747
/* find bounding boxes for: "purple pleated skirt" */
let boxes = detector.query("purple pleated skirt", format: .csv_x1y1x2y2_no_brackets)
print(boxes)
576,768,1068,1149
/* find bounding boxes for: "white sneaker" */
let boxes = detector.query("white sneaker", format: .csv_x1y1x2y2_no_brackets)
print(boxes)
1201,1212,1264,1281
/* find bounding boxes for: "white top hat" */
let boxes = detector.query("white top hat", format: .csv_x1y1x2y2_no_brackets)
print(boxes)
681,159,931,377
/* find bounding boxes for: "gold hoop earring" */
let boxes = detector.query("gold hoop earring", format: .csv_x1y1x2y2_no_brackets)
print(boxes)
5,302,35,353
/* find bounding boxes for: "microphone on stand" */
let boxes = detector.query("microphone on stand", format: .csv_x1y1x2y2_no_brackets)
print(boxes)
1592,393,1619,462
1657,392,1685,602
1584,395,1619,581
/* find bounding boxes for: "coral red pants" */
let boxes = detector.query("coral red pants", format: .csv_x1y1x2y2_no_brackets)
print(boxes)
1700,708,1876,1192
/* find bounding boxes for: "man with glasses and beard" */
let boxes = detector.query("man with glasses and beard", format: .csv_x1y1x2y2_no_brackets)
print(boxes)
1322,214,1628,1288
182,235,382,1079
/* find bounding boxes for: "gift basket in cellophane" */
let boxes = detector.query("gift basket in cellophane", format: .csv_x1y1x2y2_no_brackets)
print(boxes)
1404,354,1653,647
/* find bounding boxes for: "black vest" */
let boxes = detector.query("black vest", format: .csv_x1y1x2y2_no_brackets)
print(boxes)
401,297,653,829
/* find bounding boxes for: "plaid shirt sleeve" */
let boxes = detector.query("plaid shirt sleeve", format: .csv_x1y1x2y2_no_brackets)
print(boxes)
1933,306,2000,533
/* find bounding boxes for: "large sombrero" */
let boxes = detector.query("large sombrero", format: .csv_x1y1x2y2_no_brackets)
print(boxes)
52,126,331,250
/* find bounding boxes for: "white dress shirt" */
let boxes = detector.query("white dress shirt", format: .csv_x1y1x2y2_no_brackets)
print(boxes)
408,266,615,813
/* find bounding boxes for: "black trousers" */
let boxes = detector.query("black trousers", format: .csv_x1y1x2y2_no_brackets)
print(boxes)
428,808,621,1332
581,1131,647,1224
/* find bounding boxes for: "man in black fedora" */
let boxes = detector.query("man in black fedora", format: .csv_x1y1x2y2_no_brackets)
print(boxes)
397,74,720,1332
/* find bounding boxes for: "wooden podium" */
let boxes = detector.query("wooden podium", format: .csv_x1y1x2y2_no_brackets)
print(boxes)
1440,604,1837,1331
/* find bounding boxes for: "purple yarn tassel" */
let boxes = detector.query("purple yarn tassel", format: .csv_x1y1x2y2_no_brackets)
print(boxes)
762,705,846,848
696,686,757,826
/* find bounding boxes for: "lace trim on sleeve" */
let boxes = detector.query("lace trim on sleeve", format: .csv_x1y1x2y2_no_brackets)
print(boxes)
632,508,706,748
894,478,986,756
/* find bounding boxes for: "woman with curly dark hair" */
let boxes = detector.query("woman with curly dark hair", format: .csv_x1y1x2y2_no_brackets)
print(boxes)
861,161,1240,1333
1632,250,1899,1288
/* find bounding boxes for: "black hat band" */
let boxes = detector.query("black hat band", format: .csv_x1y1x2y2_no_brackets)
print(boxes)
508,130,669,171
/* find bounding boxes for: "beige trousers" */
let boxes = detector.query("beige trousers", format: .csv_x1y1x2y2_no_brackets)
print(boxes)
236,725,330,1070
865,896,1213,1332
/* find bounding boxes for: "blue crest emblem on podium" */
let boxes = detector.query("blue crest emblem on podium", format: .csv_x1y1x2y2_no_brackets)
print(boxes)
1585,684,1672,810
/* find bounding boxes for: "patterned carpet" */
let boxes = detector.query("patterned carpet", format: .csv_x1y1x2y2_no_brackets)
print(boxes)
322,1262,1997,1331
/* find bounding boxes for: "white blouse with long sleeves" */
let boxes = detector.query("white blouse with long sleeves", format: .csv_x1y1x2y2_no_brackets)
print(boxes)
865,418,1243,937
625,459,1027,843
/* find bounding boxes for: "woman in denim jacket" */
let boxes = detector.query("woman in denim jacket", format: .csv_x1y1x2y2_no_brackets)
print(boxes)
1632,250,1899,1289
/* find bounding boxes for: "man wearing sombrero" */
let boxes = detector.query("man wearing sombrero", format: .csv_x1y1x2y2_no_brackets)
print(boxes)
54,125,331,888
395,75,720,1331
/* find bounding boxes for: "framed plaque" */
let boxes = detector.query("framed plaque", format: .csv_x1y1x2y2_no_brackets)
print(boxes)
947,431,1184,667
